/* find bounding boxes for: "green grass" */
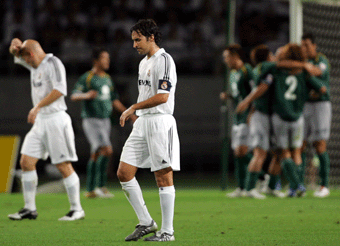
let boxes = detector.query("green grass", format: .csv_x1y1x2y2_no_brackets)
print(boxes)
1,188,340,246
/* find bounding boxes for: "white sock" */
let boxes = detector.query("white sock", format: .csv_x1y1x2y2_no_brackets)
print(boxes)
120,177,152,225
63,172,82,211
22,170,38,211
159,186,175,235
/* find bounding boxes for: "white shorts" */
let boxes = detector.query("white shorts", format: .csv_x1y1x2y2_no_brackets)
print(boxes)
272,113,304,149
249,111,271,151
120,114,180,172
82,118,111,153
231,123,250,150
303,101,332,142
21,111,78,164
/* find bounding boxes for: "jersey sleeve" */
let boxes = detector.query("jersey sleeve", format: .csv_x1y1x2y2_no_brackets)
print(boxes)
259,62,276,85
157,54,174,94
48,57,67,96
307,76,324,92
14,56,32,71
318,55,330,79
72,74,87,94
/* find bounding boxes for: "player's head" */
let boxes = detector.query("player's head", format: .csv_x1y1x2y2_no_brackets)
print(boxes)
301,33,317,59
286,43,305,62
19,39,45,68
130,19,162,56
223,44,244,69
92,47,110,71
250,44,274,66
275,44,289,61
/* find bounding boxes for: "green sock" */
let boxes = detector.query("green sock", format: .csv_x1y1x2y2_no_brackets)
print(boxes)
298,151,307,185
245,172,260,191
281,158,300,190
318,152,330,187
268,175,279,190
95,155,110,188
86,159,96,192
235,153,252,189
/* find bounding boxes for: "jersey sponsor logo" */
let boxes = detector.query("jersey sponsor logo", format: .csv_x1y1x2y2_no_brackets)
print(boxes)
32,80,42,87
99,85,111,100
158,80,172,91
138,79,151,87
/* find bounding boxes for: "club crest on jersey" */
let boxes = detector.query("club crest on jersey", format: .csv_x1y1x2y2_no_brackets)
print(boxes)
158,80,172,91
147,69,151,77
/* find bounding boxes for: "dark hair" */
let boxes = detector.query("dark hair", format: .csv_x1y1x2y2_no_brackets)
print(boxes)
225,44,245,61
92,47,108,61
302,33,315,44
130,19,162,45
286,44,304,62
251,44,271,66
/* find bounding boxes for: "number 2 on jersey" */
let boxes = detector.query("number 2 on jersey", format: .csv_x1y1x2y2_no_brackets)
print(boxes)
284,75,297,100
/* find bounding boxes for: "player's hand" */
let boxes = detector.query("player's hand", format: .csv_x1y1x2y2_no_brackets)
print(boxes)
86,90,98,100
309,90,320,100
319,86,327,94
9,38,23,56
120,106,136,127
236,100,249,114
129,114,138,125
220,92,228,101
27,106,40,124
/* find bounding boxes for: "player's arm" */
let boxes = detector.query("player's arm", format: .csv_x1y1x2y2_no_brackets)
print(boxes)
27,89,63,124
276,60,305,69
304,62,323,77
9,38,23,57
70,90,97,101
236,73,273,114
112,99,138,123
307,76,327,94
120,93,169,127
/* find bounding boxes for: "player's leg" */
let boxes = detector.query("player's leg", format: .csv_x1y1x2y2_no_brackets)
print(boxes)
245,111,269,198
56,162,84,221
117,161,156,241
312,101,331,197
313,140,330,197
245,147,266,199
227,124,251,197
8,154,39,220
85,152,98,197
94,145,114,197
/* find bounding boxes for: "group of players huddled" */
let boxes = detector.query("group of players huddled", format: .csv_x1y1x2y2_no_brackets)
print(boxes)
221,33,331,199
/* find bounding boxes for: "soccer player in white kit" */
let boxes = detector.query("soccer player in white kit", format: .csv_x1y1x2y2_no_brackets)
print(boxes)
117,19,180,242
7,38,84,221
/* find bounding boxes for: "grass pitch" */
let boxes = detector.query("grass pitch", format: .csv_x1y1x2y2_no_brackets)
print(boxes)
1,188,340,245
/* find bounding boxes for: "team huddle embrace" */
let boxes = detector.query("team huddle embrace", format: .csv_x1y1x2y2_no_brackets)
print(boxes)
222,33,331,199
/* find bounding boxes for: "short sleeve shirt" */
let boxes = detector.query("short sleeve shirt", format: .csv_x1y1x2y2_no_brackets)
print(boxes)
14,54,67,114
135,48,177,116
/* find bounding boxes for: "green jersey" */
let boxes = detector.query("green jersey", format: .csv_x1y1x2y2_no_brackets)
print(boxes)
307,52,330,102
259,66,324,121
72,71,119,118
229,63,254,124
253,61,276,115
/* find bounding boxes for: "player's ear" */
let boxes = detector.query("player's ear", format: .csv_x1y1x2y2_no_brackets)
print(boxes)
148,34,155,42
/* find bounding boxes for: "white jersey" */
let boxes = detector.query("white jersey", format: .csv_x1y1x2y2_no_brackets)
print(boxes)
136,48,177,116
14,53,67,114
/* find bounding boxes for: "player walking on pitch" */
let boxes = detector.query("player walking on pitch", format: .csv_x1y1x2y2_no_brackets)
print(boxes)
8,38,84,221
71,47,136,198
117,19,179,242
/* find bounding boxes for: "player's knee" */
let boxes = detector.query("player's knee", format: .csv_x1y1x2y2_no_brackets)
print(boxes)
313,140,326,154
20,156,36,171
117,168,130,182
99,146,113,157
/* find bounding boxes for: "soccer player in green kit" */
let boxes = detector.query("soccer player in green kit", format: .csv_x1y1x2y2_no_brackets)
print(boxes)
71,48,137,198
237,44,285,198
301,33,331,198
220,44,254,198
237,44,327,197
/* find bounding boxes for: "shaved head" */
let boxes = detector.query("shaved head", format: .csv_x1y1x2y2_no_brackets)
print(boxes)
19,39,46,68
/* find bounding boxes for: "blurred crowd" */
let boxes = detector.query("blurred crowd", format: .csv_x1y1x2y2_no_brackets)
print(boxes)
0,0,228,75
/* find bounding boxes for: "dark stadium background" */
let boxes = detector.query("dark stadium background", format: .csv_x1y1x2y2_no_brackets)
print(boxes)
0,0,289,180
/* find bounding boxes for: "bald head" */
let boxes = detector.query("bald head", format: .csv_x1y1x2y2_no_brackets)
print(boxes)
20,39,46,68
